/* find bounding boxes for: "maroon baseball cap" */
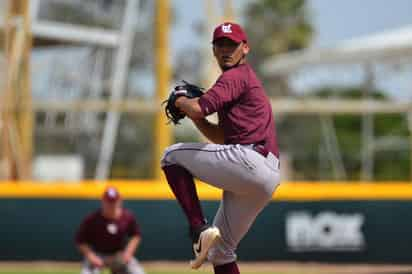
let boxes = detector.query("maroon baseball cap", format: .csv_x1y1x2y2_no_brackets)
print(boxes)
212,22,248,44
102,186,121,202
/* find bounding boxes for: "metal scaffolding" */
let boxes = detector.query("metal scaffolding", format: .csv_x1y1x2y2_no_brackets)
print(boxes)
1,0,145,180
263,26,412,180
95,0,139,180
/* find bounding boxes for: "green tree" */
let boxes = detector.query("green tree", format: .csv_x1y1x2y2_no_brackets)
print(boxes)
282,87,411,181
244,0,314,96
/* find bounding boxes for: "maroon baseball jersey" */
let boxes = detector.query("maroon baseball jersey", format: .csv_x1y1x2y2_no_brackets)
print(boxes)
198,63,279,157
75,209,140,254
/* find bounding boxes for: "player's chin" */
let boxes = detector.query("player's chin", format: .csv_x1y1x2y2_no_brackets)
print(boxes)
221,62,234,70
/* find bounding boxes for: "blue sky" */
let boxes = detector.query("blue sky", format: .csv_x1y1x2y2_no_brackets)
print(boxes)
304,0,412,100
171,0,412,48
170,0,412,100
32,1,412,100
309,0,412,47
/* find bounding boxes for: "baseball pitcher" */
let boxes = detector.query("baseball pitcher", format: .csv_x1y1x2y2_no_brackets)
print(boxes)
161,22,281,274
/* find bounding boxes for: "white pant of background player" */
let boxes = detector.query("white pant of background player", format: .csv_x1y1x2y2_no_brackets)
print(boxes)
81,256,145,274
161,142,281,265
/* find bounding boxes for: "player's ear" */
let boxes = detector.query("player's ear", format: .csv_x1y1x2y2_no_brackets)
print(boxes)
242,43,250,55
212,44,218,57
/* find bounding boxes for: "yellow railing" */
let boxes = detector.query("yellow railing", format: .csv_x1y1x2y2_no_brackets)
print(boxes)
1,181,412,201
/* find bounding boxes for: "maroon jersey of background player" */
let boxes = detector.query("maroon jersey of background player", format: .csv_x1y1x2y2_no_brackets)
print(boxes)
75,186,145,274
75,208,140,254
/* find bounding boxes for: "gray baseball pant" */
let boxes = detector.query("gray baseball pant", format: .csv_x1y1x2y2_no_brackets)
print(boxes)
81,256,145,274
161,142,281,265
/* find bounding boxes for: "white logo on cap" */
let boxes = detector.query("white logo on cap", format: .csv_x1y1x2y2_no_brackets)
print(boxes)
107,188,117,198
222,24,232,33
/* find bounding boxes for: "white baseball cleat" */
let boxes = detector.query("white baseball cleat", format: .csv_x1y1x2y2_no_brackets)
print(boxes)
190,226,221,269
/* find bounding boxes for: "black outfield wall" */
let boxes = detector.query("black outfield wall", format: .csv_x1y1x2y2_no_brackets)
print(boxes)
2,198,412,262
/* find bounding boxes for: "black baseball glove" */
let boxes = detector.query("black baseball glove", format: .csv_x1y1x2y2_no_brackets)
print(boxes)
162,80,204,125
104,254,128,274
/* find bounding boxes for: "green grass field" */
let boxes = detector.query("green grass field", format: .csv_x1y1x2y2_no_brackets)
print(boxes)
0,272,221,274
0,270,275,274
0,263,280,274
3,261,412,274
0,272,242,274
0,272,275,274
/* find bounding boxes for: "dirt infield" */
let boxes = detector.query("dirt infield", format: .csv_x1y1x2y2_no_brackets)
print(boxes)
1,261,412,274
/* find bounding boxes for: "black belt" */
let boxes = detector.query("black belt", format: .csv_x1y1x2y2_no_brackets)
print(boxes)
252,144,269,157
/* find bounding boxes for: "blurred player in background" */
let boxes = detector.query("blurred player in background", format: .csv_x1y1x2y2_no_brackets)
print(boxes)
75,186,145,274
161,22,281,274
